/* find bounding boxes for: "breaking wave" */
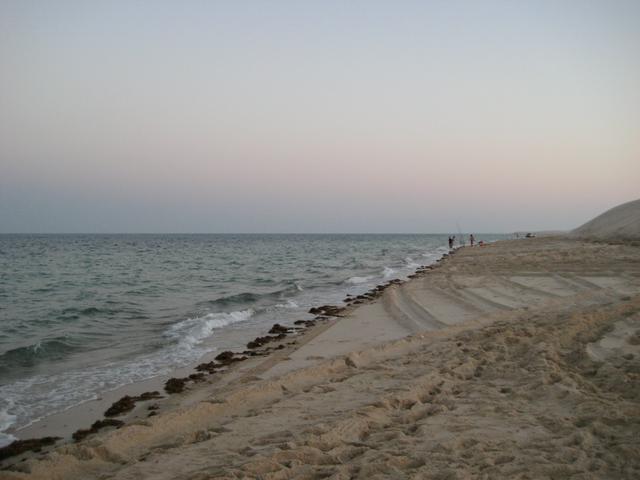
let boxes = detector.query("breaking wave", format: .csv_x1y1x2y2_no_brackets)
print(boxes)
346,276,373,285
382,267,396,278
166,309,255,350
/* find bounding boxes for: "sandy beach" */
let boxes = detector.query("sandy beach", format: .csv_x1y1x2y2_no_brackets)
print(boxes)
1,234,639,479
2,1,638,477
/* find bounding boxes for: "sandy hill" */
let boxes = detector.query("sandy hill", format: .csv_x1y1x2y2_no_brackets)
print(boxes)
572,198,640,241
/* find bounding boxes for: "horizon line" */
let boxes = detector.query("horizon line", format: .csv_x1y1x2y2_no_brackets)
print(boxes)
0,231,532,236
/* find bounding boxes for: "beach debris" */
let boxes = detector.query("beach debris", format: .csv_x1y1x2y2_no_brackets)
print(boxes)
268,323,290,334
293,319,317,329
137,391,163,401
0,436,61,461
189,373,206,382
167,353,249,394
164,377,187,394
344,354,360,368
196,351,251,374
215,351,235,363
246,334,285,349
104,391,163,417
308,305,345,316
195,360,219,373
414,265,433,275
215,351,248,366
72,419,124,442
104,396,139,417
246,336,273,349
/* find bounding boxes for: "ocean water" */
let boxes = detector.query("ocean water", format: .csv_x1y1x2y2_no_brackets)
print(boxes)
0,233,506,445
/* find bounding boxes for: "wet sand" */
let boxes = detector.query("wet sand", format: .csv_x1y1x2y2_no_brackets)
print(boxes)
2,237,640,479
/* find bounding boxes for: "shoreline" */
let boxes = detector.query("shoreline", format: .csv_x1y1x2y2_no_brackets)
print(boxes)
6,247,456,449
0,233,464,448
2,236,639,479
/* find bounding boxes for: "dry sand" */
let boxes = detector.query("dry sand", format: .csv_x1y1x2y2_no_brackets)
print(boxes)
2,237,640,479
571,198,640,242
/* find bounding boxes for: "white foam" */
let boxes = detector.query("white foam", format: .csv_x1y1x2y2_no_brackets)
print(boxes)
275,299,299,309
346,276,373,285
422,246,449,262
404,257,421,269
0,432,16,448
383,267,396,278
0,309,256,438
167,309,255,350
0,409,17,448
1,241,479,444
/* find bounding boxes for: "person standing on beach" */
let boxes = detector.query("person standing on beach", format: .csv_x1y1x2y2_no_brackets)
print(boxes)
470,234,475,246
448,236,453,249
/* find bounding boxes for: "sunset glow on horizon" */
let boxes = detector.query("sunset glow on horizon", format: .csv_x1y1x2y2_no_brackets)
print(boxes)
1,1,639,233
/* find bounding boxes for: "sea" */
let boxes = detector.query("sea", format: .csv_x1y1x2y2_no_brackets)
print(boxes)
0,233,507,446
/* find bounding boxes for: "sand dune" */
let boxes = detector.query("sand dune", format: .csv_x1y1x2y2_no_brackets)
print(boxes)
572,198,640,241
2,237,640,479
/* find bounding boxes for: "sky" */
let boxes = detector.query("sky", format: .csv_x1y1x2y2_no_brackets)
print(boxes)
1,0,639,233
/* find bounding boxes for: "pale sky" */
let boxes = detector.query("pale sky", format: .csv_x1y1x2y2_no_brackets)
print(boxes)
1,0,639,233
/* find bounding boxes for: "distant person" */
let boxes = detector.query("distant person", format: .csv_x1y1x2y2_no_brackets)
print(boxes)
448,236,453,249
470,234,475,246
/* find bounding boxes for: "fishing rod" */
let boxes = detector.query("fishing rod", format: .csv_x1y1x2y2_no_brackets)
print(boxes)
456,221,463,247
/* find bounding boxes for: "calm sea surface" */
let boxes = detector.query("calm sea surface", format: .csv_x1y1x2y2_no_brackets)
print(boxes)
0,233,506,445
